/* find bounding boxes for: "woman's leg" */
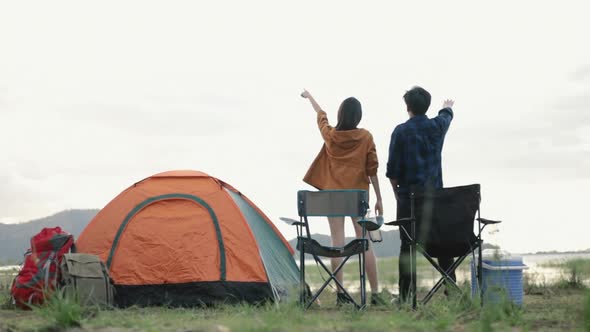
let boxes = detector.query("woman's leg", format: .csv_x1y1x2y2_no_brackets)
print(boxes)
351,217,379,293
328,216,346,292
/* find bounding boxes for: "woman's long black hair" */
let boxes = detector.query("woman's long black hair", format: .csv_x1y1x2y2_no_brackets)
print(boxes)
335,97,362,131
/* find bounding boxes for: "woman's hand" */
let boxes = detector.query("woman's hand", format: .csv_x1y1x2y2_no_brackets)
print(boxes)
301,89,312,99
375,199,383,217
301,89,323,113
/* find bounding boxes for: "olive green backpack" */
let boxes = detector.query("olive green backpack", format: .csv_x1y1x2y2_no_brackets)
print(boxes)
60,253,115,307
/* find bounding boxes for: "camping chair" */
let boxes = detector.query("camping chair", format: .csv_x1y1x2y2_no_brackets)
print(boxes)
287,190,375,309
385,184,501,309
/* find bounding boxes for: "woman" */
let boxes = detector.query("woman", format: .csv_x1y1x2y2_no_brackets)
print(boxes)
301,89,385,306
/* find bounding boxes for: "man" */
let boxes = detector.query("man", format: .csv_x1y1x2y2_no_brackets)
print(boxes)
386,86,455,302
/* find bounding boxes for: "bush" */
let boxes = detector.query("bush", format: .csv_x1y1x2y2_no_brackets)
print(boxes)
537,258,590,290
0,270,15,291
0,289,12,309
523,271,552,295
34,289,85,329
479,293,524,331
558,259,590,289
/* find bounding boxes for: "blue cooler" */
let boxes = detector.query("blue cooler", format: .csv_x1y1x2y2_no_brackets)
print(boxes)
471,250,528,305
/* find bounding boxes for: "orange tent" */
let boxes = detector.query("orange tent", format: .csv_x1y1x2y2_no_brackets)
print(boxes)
77,170,299,306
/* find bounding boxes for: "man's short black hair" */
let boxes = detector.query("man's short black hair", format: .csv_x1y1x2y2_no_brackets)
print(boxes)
403,86,431,115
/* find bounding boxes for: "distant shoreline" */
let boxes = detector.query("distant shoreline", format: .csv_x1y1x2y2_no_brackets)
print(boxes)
518,249,590,256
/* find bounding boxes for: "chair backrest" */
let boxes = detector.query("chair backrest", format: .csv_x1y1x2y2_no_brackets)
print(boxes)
297,190,368,218
408,184,480,257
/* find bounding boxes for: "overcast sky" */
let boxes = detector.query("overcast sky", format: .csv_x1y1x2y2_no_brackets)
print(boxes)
1,1,589,253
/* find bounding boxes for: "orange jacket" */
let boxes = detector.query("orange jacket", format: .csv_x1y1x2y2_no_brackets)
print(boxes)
303,110,378,191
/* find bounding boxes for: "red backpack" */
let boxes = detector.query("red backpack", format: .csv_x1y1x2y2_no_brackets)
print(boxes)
10,227,75,309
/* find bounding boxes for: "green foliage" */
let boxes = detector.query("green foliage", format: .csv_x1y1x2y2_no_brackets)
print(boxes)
527,258,590,292
1,260,588,331
523,271,551,295
0,270,16,310
544,259,590,289
0,288,11,310
561,259,590,289
34,289,87,330
480,292,525,330
584,289,590,332
0,267,18,293
0,287,586,332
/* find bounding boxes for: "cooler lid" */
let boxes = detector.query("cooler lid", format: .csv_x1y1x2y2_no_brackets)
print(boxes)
479,249,527,267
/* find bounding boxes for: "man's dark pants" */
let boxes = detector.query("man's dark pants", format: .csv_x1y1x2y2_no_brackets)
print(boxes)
397,197,456,301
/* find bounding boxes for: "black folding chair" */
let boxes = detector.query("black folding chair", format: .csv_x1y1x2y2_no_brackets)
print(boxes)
288,190,372,309
386,184,501,309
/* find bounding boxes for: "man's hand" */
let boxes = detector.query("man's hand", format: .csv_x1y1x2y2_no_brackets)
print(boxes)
389,178,399,201
375,199,383,216
442,99,454,109
301,89,311,99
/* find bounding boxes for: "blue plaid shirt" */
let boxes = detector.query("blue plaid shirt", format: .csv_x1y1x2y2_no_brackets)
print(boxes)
386,108,453,197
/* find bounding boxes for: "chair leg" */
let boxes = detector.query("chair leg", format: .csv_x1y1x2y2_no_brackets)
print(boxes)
478,240,484,307
317,257,349,294
306,255,361,309
300,241,306,307
359,248,366,308
421,253,466,305
411,233,417,309
360,228,367,308
305,276,333,310
411,245,417,309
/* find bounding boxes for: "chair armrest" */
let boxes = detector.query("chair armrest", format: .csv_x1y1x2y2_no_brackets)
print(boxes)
357,216,383,231
477,218,501,225
385,217,415,226
279,217,305,227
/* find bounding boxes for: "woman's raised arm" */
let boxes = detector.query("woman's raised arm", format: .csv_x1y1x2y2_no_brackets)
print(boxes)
301,89,323,113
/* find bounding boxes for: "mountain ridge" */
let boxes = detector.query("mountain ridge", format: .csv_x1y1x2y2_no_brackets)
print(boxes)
1,210,511,264
0,209,99,263
0,209,402,263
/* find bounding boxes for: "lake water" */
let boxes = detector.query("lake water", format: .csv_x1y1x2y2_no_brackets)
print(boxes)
0,265,19,272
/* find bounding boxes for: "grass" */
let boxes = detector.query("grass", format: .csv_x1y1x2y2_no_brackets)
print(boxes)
523,258,590,297
523,271,551,295
585,289,590,332
0,259,588,331
0,268,17,291
33,288,94,330
1,284,586,331
541,258,590,289
0,270,15,311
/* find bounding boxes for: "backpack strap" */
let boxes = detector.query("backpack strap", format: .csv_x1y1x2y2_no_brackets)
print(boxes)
43,252,57,289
